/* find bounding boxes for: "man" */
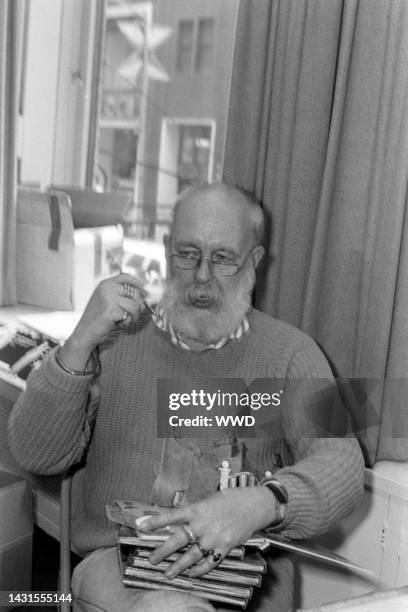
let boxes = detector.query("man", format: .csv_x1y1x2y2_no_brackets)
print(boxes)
8,182,364,611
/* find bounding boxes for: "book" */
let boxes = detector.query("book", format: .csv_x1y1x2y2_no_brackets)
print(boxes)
121,577,249,609
108,500,373,579
117,526,246,560
0,322,59,383
123,566,253,599
108,499,374,609
129,554,263,586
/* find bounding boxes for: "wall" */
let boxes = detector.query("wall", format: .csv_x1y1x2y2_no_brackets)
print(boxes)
299,463,408,607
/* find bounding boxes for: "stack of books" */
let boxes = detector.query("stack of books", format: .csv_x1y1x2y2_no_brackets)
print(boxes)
107,500,374,610
117,526,265,609
107,500,265,608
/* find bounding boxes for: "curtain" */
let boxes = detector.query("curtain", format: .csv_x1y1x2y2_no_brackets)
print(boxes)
0,0,27,305
224,0,408,465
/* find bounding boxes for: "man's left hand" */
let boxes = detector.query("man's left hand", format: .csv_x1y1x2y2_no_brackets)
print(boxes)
136,486,277,579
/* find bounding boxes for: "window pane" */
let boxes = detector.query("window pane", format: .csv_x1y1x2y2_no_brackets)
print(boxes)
178,125,212,192
177,19,194,72
195,18,215,72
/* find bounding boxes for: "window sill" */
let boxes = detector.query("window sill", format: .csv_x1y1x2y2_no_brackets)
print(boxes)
0,304,81,342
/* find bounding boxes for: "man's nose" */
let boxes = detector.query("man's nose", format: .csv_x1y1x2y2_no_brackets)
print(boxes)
195,256,213,283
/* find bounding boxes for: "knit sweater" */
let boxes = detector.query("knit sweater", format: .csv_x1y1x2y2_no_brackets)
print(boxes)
8,308,364,555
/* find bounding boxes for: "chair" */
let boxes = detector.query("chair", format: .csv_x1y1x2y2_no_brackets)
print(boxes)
58,465,85,612
59,470,73,612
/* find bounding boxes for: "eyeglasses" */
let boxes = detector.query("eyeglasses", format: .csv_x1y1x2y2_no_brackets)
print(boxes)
169,250,253,276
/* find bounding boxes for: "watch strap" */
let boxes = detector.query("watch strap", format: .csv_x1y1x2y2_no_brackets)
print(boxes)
262,478,288,526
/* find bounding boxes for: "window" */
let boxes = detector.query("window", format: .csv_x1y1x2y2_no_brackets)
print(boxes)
5,0,239,290
176,19,194,73
178,125,212,191
195,18,215,72
157,119,216,242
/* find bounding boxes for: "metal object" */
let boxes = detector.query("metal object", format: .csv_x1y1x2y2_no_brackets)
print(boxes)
182,523,196,545
123,283,135,299
196,541,213,558
211,551,222,565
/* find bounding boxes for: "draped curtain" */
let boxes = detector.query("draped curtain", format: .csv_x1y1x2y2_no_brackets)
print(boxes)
224,0,408,465
0,0,27,305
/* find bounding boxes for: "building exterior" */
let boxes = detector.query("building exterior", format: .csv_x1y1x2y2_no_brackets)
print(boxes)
97,0,238,239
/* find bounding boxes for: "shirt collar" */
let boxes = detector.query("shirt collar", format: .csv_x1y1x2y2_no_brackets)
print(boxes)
151,307,250,351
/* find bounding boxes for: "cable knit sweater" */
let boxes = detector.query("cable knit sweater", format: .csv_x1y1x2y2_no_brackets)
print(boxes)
8,308,364,556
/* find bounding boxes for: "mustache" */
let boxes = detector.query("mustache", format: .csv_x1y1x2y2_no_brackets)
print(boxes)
185,283,221,304
158,265,255,344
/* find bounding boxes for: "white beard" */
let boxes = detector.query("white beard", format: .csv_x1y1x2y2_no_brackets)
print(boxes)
158,264,256,344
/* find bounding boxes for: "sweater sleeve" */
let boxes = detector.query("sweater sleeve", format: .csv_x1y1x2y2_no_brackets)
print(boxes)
271,337,364,539
7,348,98,475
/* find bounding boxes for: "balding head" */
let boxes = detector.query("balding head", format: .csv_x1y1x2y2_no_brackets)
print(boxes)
171,182,264,248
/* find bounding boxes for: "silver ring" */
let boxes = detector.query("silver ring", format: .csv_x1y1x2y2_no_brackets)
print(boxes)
195,541,213,558
182,523,196,545
120,310,128,322
123,283,132,299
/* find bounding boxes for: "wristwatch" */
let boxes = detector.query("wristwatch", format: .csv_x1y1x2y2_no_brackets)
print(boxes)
262,478,288,527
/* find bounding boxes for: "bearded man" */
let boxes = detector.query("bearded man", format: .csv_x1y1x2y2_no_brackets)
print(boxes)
8,182,364,612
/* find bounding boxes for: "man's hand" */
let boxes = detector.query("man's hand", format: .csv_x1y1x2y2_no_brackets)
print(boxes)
137,486,277,579
60,274,145,371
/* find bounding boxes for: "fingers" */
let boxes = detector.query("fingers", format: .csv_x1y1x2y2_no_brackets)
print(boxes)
161,543,204,580
150,537,225,580
136,507,190,532
187,550,223,578
104,277,146,325
112,273,146,290
117,296,144,320
148,525,193,565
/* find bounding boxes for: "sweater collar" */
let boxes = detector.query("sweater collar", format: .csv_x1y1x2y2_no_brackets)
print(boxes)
150,307,250,351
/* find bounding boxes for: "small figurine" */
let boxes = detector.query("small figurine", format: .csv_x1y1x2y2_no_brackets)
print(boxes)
219,460,231,491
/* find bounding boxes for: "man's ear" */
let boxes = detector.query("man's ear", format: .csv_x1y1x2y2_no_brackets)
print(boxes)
252,245,265,269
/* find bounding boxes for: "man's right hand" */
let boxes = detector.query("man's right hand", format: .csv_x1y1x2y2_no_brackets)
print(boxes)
59,274,145,372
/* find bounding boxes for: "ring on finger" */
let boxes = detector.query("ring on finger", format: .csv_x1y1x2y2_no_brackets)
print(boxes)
123,283,135,300
182,524,196,545
210,551,222,565
120,310,128,322
195,541,213,558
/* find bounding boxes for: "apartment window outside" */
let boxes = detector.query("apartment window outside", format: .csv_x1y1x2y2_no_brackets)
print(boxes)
178,125,213,192
195,18,215,72
177,19,194,73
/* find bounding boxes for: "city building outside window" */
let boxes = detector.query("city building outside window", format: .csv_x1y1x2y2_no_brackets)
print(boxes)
195,18,215,72
176,19,194,73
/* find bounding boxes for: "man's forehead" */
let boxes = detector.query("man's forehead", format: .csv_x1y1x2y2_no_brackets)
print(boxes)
171,185,250,242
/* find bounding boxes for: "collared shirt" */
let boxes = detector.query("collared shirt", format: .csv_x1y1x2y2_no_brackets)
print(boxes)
151,307,250,350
